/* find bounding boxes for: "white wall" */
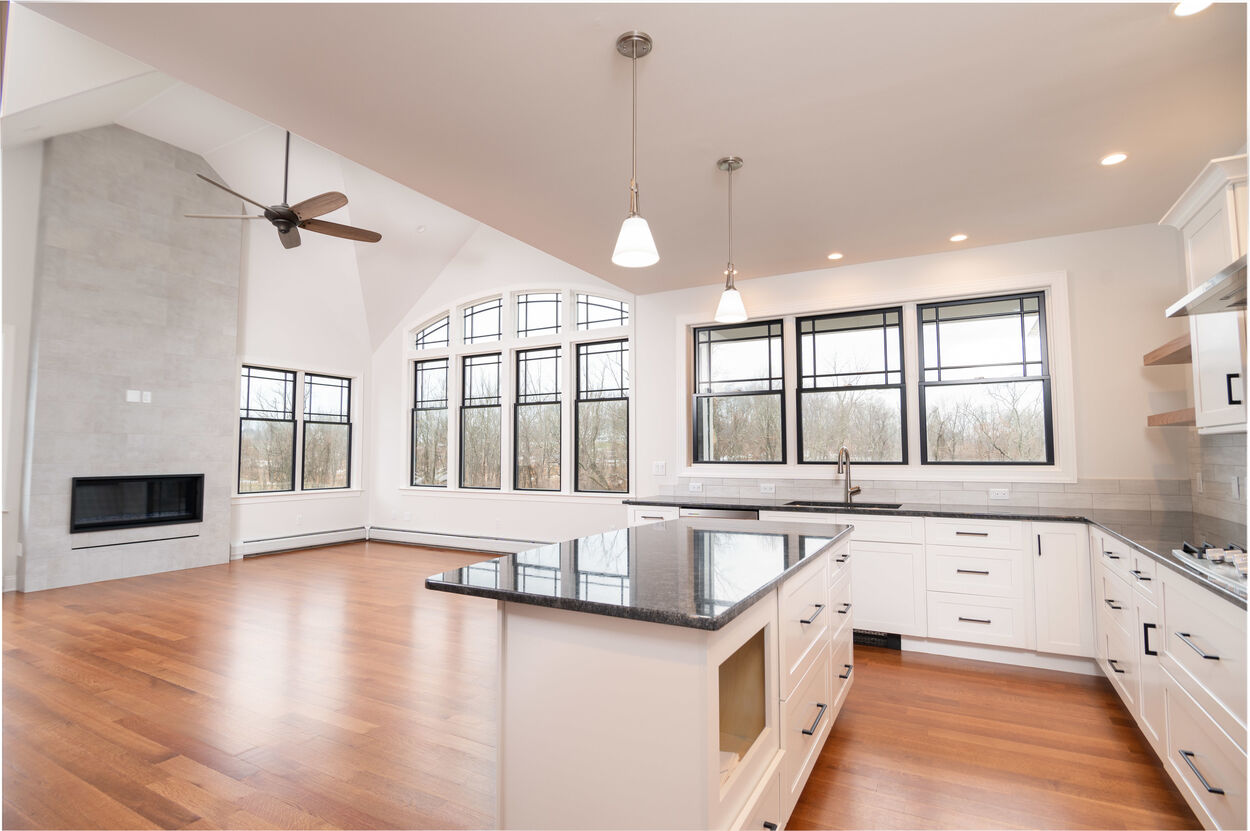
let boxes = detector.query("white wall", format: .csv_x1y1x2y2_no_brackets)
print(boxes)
367,224,634,543
633,222,1192,497
2,140,44,590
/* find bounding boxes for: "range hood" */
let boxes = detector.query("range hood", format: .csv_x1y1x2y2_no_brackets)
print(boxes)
1166,255,1247,318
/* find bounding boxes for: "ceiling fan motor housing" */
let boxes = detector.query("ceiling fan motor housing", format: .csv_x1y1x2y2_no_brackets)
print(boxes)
263,205,300,234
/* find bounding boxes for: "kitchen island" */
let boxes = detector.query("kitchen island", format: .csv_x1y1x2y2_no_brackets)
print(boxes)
426,517,854,830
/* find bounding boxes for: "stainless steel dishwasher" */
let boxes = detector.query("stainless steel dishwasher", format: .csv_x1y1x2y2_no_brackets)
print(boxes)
677,507,759,520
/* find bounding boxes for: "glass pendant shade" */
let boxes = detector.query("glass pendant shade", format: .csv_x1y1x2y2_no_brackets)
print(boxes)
714,287,747,323
612,215,660,268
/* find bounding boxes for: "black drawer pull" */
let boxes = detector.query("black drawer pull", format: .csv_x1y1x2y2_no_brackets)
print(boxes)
956,568,990,575
1227,373,1242,406
800,604,825,625
837,602,852,614
1102,550,1121,560
838,663,853,680
1130,569,1152,582
955,531,990,537
835,554,850,563
958,616,992,624
1180,750,1225,795
1176,632,1220,660
1144,623,1157,656
802,702,828,735
1108,658,1126,674
1104,598,1123,610
763,824,778,831
639,515,665,521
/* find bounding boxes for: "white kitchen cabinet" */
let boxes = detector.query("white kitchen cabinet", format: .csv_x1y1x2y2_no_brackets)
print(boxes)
1033,522,1094,658
1138,594,1166,753
1165,674,1248,831
627,506,679,526
1161,154,1247,433
849,539,927,637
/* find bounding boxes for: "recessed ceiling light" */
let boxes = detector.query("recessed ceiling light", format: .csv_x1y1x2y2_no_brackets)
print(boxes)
949,233,968,243
1100,152,1128,166
827,252,843,260
416,225,427,233
1173,0,1213,15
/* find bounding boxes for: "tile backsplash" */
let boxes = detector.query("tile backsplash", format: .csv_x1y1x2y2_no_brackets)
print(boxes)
1190,430,1247,524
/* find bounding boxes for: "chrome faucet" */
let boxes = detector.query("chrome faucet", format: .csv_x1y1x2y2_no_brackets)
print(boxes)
836,445,862,503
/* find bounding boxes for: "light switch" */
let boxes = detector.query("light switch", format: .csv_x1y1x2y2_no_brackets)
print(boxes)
652,461,666,476
141,391,152,403
125,389,141,403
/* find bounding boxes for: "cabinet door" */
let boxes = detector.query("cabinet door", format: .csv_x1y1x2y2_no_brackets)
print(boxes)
850,540,926,637
1137,596,1165,753
1033,522,1094,658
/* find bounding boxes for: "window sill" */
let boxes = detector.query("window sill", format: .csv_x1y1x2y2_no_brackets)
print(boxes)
397,487,632,503
232,488,364,503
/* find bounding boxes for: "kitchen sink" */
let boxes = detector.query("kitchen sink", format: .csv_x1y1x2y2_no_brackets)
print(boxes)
785,500,902,510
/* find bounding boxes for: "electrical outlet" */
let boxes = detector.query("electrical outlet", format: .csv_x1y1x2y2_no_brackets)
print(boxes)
988,488,1010,500
687,481,703,493
760,483,776,494
652,461,666,476
142,391,152,403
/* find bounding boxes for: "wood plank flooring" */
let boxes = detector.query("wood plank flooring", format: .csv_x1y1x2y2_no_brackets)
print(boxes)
3,541,1198,830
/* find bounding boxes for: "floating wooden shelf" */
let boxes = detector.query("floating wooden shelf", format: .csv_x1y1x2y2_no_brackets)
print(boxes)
1143,333,1192,366
1147,407,1196,427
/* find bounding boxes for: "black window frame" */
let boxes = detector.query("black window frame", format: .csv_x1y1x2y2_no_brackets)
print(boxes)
574,338,630,494
917,291,1055,466
414,315,450,350
513,346,562,492
459,352,503,489
796,307,907,466
411,358,450,488
516,292,563,338
463,298,503,345
300,373,352,491
691,320,786,465
238,365,298,494
576,294,630,330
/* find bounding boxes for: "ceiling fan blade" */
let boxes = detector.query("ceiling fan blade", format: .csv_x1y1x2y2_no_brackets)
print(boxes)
300,218,381,243
279,227,302,250
290,191,348,221
184,214,267,219
195,173,269,211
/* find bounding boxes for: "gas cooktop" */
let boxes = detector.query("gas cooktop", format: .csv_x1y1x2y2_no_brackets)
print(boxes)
1170,540,1247,592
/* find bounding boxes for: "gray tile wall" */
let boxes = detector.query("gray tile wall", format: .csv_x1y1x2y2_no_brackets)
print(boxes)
20,126,242,591
1189,430,1247,524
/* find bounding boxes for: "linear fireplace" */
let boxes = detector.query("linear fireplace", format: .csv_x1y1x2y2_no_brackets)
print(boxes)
70,474,204,533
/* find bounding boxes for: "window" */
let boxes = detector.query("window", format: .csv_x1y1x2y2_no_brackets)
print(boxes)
517,293,562,337
798,308,905,464
918,292,1052,464
576,294,629,330
576,340,629,492
515,347,561,491
302,374,351,489
460,353,502,488
238,366,296,493
463,298,503,344
412,358,449,486
414,316,450,350
693,321,784,463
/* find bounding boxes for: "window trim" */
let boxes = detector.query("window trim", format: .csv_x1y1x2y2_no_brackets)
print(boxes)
574,338,631,494
691,320,787,465
916,291,1055,466
795,307,907,466
301,372,353,491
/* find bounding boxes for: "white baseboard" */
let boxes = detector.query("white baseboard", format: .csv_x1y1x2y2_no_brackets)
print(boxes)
367,526,546,554
899,636,1101,676
3,575,15,593
231,527,367,559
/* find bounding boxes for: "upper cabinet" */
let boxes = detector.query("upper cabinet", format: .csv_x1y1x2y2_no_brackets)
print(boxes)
1161,155,1248,434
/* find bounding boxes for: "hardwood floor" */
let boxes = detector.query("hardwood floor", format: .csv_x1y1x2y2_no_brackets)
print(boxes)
3,542,1197,830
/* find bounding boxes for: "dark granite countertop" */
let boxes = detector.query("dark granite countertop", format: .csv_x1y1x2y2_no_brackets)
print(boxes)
625,495,1247,608
425,518,853,630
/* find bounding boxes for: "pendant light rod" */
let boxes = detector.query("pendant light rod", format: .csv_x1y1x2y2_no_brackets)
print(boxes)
283,130,291,206
718,156,743,289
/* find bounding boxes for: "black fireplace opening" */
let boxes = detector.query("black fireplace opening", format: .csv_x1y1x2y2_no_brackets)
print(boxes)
70,474,204,533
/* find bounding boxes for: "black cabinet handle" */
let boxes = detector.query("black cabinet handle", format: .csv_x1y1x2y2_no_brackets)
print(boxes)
837,602,852,614
1108,658,1126,674
835,553,850,563
763,824,778,831
1176,632,1220,660
1104,598,1123,610
1037,533,1042,558
1144,623,1157,656
802,702,828,735
1227,373,1242,406
800,604,825,625
838,663,853,680
1130,569,1152,582
958,616,992,624
1102,550,1121,560
956,568,990,575
1180,750,1225,795
955,531,990,537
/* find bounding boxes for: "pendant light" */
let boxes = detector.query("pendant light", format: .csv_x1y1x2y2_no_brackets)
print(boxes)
611,31,659,268
714,156,748,323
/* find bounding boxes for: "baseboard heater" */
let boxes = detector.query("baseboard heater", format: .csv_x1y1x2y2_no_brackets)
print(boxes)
367,526,547,554
232,527,366,559
854,629,902,650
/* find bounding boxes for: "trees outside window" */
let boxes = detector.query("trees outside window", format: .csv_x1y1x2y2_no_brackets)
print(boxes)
693,321,784,463
576,340,629,492
412,358,449,486
460,353,503,488
302,374,351,489
239,366,296,493
515,347,561,491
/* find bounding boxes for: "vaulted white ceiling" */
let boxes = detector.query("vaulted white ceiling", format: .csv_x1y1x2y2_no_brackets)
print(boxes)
15,2,1249,299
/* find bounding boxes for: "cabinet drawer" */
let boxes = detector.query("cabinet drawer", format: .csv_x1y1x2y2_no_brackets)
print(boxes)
926,592,1028,648
835,513,924,544
925,517,1023,550
1127,551,1157,599
829,568,853,642
828,539,851,584
728,754,782,831
779,559,830,700
627,507,678,526
830,624,854,717
926,546,1024,598
1161,572,1247,747
1094,566,1134,638
780,642,832,821
1101,619,1138,711
1166,677,1247,831
1094,533,1134,582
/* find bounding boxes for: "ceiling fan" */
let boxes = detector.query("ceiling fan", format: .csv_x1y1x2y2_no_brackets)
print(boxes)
186,131,382,249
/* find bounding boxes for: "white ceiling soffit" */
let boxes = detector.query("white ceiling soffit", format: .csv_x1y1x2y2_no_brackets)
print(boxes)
26,3,1249,296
